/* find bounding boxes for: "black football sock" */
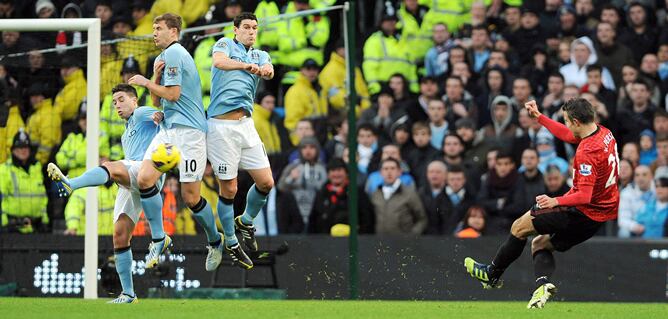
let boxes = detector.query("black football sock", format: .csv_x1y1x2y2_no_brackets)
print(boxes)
533,249,555,287
489,234,527,280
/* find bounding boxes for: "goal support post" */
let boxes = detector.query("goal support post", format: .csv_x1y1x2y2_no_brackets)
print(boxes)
0,18,101,299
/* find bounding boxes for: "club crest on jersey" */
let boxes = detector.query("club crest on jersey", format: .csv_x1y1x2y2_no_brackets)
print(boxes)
579,164,592,176
167,67,177,77
218,163,228,175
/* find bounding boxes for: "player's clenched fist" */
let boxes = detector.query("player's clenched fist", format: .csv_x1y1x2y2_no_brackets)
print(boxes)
245,63,260,75
524,100,541,119
153,60,165,75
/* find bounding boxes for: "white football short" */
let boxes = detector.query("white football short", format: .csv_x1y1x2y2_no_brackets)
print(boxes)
143,125,207,182
113,160,164,224
207,117,270,180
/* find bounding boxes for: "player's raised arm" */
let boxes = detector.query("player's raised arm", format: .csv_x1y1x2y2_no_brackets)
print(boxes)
525,100,580,144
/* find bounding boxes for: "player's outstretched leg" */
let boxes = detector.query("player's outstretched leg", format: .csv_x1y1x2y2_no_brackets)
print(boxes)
108,215,138,304
464,211,535,289
47,163,111,197
137,161,168,268
527,235,558,308
237,170,274,252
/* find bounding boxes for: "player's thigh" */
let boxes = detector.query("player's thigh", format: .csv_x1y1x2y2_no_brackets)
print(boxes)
136,160,163,188
207,119,241,181
510,211,538,238
102,161,132,188
173,127,207,183
240,145,273,189
549,209,604,252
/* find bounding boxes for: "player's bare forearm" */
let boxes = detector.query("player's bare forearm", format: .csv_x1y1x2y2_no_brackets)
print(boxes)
537,115,580,144
212,52,247,71
145,81,181,102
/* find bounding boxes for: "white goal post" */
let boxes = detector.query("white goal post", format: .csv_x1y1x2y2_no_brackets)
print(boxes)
0,18,101,299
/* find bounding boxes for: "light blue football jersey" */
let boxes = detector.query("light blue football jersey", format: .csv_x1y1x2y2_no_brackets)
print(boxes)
208,37,271,118
122,106,160,161
158,42,207,131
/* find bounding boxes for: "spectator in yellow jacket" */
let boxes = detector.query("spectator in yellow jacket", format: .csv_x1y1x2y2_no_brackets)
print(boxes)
277,0,330,68
253,92,284,156
284,59,328,145
0,102,25,163
63,183,118,236
130,0,154,36
26,83,61,164
54,55,86,122
56,103,110,179
319,39,370,116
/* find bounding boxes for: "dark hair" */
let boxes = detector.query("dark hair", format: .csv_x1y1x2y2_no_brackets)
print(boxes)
586,63,603,74
357,123,377,135
654,108,668,120
462,205,487,231
444,132,464,146
656,177,668,188
495,149,514,162
412,121,431,134
234,12,258,28
448,164,465,175
446,75,464,86
562,98,596,124
656,134,668,143
111,83,137,98
327,158,347,172
471,25,488,34
548,72,565,82
632,78,651,91
523,147,539,157
380,157,401,169
154,13,182,32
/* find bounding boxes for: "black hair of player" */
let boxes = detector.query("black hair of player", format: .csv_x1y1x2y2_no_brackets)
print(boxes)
112,83,138,98
234,12,258,28
562,98,595,124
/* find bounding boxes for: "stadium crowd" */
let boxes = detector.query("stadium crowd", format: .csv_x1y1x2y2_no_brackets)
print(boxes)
1,0,668,239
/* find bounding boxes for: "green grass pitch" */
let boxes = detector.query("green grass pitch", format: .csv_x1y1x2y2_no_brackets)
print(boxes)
1,298,667,319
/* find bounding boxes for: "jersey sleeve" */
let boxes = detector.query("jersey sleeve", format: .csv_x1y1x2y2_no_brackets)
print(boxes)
538,114,580,144
135,106,158,123
212,38,232,56
162,47,183,87
258,50,272,67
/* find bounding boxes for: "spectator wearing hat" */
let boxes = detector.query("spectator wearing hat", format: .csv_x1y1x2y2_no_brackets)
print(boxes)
534,127,569,176
618,165,655,238
424,23,455,79
111,13,134,36
371,158,427,235
54,55,87,123
556,5,589,40
510,7,545,65
320,38,371,116
284,59,328,146
640,129,657,165
56,101,110,179
0,130,48,233
131,0,154,35
560,36,616,91
308,158,375,234
619,2,659,63
277,136,328,230
276,0,330,68
482,95,522,152
363,13,418,95
26,83,61,164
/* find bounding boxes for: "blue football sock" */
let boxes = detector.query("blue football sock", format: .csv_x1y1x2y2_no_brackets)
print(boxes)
190,198,222,245
69,166,110,190
114,247,134,297
217,196,238,247
240,184,268,225
139,185,165,241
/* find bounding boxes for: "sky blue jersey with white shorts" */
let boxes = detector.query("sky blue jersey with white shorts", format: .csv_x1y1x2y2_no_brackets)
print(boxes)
158,42,207,131
122,106,160,161
208,37,271,118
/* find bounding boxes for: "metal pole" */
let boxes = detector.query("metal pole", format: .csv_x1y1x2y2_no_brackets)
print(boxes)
343,0,359,300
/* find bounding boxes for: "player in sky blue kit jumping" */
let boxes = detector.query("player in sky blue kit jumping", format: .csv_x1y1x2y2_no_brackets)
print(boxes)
127,13,249,271
47,84,163,303
206,12,275,269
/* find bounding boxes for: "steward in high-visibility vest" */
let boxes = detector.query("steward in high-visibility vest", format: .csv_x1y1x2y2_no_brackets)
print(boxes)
0,130,48,233
397,1,433,63
276,0,330,68
25,83,61,164
56,103,110,178
254,0,281,63
363,14,418,95
319,39,371,115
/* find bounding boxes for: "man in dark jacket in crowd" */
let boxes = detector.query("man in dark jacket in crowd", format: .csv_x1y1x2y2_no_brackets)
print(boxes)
519,148,546,208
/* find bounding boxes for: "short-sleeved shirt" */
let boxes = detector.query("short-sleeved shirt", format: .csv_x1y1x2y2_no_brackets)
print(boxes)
208,37,271,118
567,125,620,222
158,42,207,132
122,106,160,161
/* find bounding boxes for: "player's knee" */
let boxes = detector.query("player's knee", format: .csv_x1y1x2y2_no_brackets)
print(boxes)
220,184,238,198
510,218,531,239
113,229,131,248
257,178,274,193
531,236,553,255
136,174,153,190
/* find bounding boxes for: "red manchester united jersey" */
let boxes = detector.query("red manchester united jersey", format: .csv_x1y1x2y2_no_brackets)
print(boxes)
567,125,620,222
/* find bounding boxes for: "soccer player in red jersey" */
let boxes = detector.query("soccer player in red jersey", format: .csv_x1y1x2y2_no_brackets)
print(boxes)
464,98,620,308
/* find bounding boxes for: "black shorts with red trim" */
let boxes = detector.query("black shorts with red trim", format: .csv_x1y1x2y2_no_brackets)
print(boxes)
530,205,604,252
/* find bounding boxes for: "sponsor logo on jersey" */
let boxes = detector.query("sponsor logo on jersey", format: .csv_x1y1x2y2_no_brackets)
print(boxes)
167,67,178,77
579,164,592,176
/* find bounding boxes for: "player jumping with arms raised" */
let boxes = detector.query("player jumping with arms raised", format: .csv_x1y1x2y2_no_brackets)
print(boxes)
206,12,275,269
48,84,163,303
127,13,238,271
464,98,620,308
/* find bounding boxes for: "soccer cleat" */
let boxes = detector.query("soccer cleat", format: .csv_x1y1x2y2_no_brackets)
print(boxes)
205,233,225,272
47,163,72,197
235,216,258,252
107,293,138,304
145,235,172,269
464,257,503,289
225,243,253,270
527,283,557,309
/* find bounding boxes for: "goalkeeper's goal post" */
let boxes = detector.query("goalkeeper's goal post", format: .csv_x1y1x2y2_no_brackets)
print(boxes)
0,18,101,299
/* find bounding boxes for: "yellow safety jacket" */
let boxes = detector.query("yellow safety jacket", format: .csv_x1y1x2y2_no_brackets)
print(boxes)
319,52,370,114
277,3,330,68
0,159,48,233
362,31,418,94
252,104,282,155
397,4,433,62
0,105,25,163
284,73,328,145
55,132,110,178
27,98,61,164
421,0,468,34
255,0,282,64
54,68,86,121
64,185,118,236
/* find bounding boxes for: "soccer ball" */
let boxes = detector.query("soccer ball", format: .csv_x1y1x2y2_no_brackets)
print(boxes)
151,143,181,173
